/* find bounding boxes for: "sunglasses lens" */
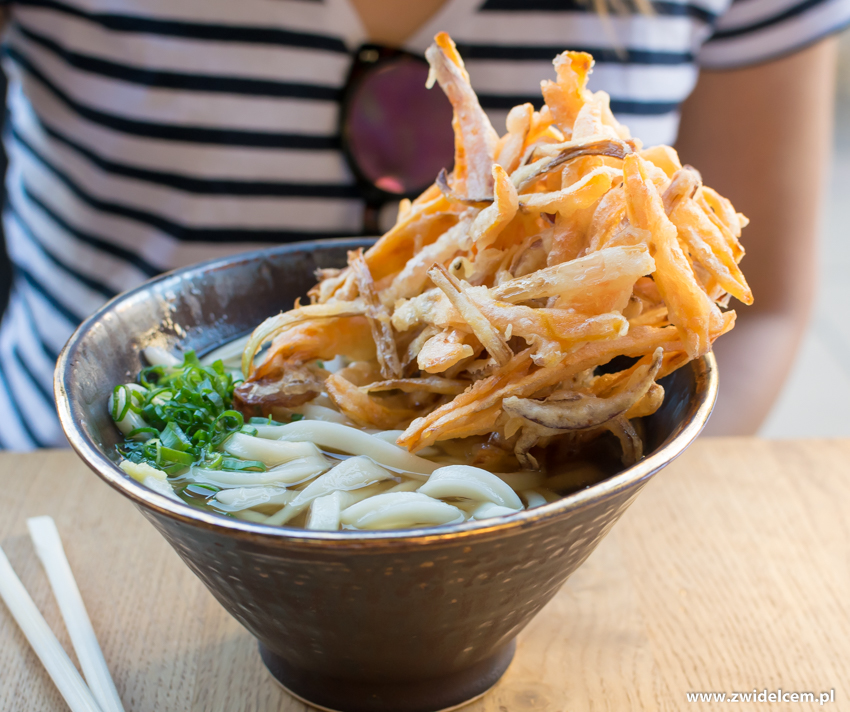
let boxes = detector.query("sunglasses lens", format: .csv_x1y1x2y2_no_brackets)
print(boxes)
347,58,455,196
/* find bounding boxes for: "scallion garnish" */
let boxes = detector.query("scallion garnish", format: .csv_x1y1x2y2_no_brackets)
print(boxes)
114,349,251,475
249,416,286,426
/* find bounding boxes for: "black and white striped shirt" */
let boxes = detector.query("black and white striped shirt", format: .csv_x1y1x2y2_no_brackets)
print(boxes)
1,0,848,449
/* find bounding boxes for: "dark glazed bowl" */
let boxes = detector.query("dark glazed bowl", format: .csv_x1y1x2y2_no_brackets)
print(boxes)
55,239,717,712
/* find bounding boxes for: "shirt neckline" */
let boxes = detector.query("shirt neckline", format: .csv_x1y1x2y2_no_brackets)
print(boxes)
337,0,474,53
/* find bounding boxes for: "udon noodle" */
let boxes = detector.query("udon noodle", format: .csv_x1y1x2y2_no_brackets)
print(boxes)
112,338,602,530
112,337,617,529
109,33,750,531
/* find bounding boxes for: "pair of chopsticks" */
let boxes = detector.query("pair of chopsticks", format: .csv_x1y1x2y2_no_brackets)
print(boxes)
0,516,125,712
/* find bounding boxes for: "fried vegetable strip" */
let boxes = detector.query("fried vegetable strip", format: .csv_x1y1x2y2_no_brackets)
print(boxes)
326,372,418,430
363,194,455,281
624,155,722,359
417,328,475,373
468,164,519,248
519,167,620,218
350,250,402,379
541,51,594,137
511,138,636,191
243,302,368,378
496,103,533,173
397,349,535,451
362,377,470,395
493,245,655,306
606,416,643,466
502,348,662,431
428,264,513,366
242,34,751,474
663,168,753,305
381,214,475,306
250,318,377,383
426,32,499,200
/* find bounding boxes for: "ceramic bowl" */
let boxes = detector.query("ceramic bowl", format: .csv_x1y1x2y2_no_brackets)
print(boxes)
55,239,717,712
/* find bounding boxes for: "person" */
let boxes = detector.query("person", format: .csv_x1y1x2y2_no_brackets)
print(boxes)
0,0,847,448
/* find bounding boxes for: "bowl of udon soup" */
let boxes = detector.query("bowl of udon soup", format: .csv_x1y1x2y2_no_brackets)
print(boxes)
56,239,717,712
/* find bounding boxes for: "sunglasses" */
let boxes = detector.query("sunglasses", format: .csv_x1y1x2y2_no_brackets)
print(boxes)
339,44,456,234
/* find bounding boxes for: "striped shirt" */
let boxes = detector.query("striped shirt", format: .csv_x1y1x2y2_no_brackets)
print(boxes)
1,0,848,449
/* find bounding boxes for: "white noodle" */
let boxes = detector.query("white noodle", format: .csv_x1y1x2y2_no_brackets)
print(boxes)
321,355,347,373
143,346,181,368
142,476,181,501
260,421,439,477
108,385,148,437
340,492,465,530
306,491,346,530
290,457,395,508
418,465,523,509
119,461,181,501
340,481,398,505
536,487,561,503
190,456,328,486
233,510,272,523
200,334,250,368
223,432,324,467
120,459,166,482
521,490,548,508
369,430,405,443
263,458,395,526
383,479,421,493
370,430,441,457
471,502,522,520
293,404,354,425
214,486,293,512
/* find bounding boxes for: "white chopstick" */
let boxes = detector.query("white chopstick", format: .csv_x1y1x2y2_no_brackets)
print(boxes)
0,544,104,712
27,516,125,712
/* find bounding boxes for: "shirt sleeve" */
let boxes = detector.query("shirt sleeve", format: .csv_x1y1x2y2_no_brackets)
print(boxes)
698,0,850,69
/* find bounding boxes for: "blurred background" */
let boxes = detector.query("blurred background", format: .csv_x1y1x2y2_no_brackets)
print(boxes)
760,33,850,438
0,36,848,438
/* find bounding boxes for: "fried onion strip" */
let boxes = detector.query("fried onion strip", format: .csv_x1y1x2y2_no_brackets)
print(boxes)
243,302,368,377
426,32,499,200
238,35,751,480
502,348,662,431
350,250,402,379
362,377,471,395
428,264,513,366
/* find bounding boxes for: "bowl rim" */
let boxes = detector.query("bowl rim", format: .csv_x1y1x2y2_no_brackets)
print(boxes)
55,239,718,548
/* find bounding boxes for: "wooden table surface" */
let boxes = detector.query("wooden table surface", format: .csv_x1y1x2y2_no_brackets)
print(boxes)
1,440,848,712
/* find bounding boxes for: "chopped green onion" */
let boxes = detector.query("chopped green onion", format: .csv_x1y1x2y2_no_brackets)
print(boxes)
187,483,221,494
209,410,243,446
111,384,131,421
203,452,224,469
220,458,267,472
161,421,191,452
126,427,158,442
159,446,195,467
249,416,286,426
113,350,255,476
290,413,305,422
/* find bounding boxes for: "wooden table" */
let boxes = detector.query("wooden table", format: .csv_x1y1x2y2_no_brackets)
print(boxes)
1,440,848,711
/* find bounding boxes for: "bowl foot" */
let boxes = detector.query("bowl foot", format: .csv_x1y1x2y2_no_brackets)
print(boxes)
259,641,516,712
